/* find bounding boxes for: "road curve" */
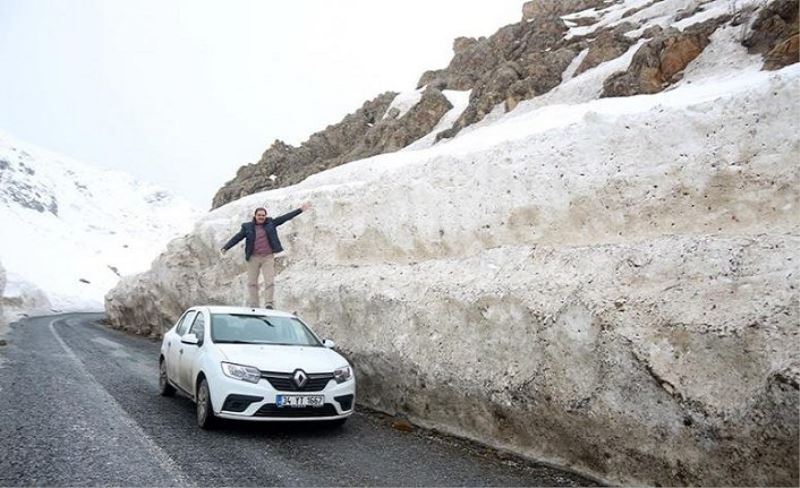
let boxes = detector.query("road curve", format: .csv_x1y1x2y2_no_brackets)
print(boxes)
0,313,599,487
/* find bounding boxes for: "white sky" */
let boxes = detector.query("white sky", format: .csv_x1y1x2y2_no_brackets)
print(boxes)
0,1,524,209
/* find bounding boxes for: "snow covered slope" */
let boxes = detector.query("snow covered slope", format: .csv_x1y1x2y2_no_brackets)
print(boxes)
0,130,199,319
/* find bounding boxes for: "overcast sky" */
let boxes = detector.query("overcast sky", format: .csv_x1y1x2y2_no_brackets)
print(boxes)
0,1,524,208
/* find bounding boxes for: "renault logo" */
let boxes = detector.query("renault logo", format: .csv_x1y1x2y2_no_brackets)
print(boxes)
293,369,308,388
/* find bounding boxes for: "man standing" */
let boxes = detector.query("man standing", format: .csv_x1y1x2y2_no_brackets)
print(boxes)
221,203,311,309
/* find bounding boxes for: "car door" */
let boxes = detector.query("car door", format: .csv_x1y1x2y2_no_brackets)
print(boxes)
168,310,196,382
179,310,207,395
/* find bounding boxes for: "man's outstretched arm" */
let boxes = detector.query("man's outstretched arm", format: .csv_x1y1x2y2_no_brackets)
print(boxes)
273,202,312,226
221,225,247,253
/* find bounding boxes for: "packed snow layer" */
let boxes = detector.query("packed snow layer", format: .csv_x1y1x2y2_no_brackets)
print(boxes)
0,130,200,313
106,30,800,487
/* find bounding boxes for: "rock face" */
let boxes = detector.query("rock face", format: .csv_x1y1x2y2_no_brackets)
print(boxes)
212,92,395,209
601,19,725,97
764,33,800,69
107,44,800,485
429,16,582,141
212,88,455,209
574,29,633,76
417,36,498,91
358,88,453,156
743,0,799,70
521,0,609,20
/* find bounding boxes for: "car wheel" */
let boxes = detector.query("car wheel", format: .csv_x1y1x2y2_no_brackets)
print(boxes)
196,378,217,429
159,359,176,397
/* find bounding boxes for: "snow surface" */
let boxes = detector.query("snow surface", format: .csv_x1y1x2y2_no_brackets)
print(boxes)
0,130,200,316
563,0,663,39
562,48,590,81
567,0,763,40
383,89,424,120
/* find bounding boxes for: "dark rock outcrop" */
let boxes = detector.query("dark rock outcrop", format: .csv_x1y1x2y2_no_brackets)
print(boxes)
213,92,395,208
743,0,798,53
764,33,800,69
417,36,499,91
432,17,582,141
575,29,634,76
742,0,799,70
212,88,454,209
601,17,728,97
522,0,612,20
360,87,453,154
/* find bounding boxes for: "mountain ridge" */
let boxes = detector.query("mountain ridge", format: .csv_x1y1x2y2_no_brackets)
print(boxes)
211,0,797,209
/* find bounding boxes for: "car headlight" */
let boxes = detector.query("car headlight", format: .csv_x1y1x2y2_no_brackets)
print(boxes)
334,365,352,383
221,362,261,384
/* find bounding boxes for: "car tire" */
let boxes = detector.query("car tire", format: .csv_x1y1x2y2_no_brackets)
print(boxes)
196,378,217,429
159,359,176,397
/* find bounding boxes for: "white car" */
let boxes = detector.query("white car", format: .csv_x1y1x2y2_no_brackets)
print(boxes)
158,305,356,429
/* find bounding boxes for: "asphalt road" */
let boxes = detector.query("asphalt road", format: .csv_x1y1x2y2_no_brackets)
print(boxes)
0,313,599,487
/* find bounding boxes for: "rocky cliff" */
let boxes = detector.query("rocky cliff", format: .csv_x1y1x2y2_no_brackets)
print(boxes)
212,0,798,209
108,0,799,485
212,89,455,208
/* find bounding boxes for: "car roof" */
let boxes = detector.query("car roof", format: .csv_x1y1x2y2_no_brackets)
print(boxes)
188,305,297,318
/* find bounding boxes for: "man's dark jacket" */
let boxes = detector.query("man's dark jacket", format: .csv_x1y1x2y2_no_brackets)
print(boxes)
222,208,303,261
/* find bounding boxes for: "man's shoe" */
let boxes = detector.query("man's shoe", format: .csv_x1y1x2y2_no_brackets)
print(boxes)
265,304,274,310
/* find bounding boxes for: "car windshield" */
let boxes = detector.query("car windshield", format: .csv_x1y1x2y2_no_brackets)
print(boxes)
210,313,321,346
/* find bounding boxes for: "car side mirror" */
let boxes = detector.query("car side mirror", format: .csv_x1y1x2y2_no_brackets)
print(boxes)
323,339,336,349
181,333,199,345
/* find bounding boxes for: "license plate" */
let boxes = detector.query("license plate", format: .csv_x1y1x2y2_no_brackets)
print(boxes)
276,394,324,408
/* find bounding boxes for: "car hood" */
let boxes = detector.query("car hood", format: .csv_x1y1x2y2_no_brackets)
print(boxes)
214,343,348,373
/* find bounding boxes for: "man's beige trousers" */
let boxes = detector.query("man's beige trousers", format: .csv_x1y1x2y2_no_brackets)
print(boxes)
246,254,275,308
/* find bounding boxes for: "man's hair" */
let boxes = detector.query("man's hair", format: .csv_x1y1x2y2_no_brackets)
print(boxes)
254,207,267,216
